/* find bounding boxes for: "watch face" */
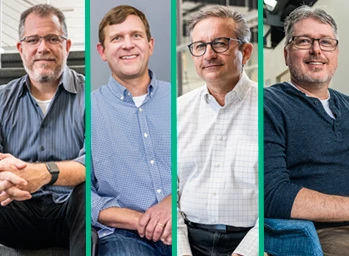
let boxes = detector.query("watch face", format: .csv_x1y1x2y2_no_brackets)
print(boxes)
46,162,60,174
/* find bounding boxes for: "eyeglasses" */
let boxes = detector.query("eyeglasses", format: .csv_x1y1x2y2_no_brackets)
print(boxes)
188,37,241,57
288,36,338,51
20,34,68,46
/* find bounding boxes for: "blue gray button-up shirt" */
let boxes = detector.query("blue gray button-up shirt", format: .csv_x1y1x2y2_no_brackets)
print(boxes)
0,66,85,202
91,71,171,237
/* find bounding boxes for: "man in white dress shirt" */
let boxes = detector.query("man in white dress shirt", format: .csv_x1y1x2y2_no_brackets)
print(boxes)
177,5,258,256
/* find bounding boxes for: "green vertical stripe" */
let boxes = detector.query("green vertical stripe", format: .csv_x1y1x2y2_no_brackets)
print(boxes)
171,0,178,255
258,0,265,255
85,0,91,255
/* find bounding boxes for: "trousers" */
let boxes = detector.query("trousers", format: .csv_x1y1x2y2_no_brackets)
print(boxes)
0,182,85,256
187,224,250,256
98,228,171,256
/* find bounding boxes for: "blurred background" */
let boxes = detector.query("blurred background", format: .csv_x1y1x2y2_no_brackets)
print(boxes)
264,0,349,95
177,0,258,96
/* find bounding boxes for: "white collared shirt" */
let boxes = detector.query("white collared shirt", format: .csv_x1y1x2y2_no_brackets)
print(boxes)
177,72,259,256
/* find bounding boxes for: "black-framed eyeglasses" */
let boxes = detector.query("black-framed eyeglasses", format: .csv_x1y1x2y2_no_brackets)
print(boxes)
20,34,68,46
188,37,241,57
288,36,338,51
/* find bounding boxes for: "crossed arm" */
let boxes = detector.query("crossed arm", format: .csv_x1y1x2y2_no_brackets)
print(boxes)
97,195,172,245
0,153,85,206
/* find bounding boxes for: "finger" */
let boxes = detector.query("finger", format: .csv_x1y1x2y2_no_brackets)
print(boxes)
144,216,159,241
1,198,13,206
138,211,151,238
0,180,15,192
0,172,27,186
5,186,31,201
0,191,10,204
152,222,166,242
160,219,172,243
163,234,172,245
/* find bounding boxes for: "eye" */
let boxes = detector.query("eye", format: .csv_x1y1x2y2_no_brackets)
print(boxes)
296,37,312,45
26,36,40,44
320,38,334,46
194,43,206,50
212,39,227,47
47,35,60,43
111,35,122,42
133,33,142,39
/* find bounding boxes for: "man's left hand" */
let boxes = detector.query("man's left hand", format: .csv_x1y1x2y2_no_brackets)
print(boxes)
137,195,172,244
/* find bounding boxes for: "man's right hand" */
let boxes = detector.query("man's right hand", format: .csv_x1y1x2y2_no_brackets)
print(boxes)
0,171,31,206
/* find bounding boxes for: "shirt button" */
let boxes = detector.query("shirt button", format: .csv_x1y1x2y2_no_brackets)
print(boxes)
156,189,162,194
127,92,130,96
215,163,220,167
144,133,148,138
213,192,216,196
40,146,45,151
217,136,222,140
139,107,143,112
120,96,124,100
150,160,155,165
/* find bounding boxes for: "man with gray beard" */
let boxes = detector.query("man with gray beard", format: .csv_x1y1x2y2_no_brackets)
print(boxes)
0,4,85,255
264,5,349,255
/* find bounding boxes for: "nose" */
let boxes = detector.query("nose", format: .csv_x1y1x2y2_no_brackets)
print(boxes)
122,36,135,49
309,39,321,55
203,44,217,60
36,38,50,53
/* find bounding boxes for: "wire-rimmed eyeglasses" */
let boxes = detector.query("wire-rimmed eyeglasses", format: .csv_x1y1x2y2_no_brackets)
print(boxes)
20,34,68,46
288,36,338,51
188,37,241,57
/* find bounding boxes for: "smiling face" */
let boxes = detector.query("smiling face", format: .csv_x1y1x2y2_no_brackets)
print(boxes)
284,18,339,87
97,15,154,83
16,13,71,84
191,17,252,88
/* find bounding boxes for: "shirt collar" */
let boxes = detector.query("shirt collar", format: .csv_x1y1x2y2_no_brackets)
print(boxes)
203,71,252,106
18,66,77,97
107,69,158,101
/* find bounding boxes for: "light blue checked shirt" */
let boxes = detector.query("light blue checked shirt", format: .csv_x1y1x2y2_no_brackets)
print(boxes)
91,70,171,237
0,66,85,203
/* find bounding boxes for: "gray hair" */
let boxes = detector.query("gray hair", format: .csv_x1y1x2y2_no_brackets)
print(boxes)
19,4,68,39
284,5,338,46
187,5,251,43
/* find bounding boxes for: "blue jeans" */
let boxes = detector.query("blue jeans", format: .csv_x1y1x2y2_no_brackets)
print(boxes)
265,218,323,256
98,228,171,256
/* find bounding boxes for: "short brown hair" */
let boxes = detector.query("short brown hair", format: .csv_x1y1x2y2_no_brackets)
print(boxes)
98,5,151,47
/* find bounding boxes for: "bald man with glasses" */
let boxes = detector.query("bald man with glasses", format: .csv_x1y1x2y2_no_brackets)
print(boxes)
177,5,258,256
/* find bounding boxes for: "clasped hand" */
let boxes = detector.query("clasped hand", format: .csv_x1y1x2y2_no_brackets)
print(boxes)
137,195,172,245
0,153,45,206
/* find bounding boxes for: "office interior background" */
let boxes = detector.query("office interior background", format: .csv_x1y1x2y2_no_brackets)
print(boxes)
264,0,349,95
177,0,258,96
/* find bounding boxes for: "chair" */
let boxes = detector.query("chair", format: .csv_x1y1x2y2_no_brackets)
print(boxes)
265,218,323,256
92,227,99,256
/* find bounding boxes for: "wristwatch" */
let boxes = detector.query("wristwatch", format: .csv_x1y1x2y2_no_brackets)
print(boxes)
45,162,60,186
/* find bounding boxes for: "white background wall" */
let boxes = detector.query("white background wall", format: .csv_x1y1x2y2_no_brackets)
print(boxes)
264,0,349,95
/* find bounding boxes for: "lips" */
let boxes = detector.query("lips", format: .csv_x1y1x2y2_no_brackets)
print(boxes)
304,58,327,65
203,63,223,69
120,54,137,60
34,58,55,62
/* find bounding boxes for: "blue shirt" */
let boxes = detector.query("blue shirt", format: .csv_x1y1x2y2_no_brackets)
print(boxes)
264,82,349,228
0,66,85,202
91,71,171,237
